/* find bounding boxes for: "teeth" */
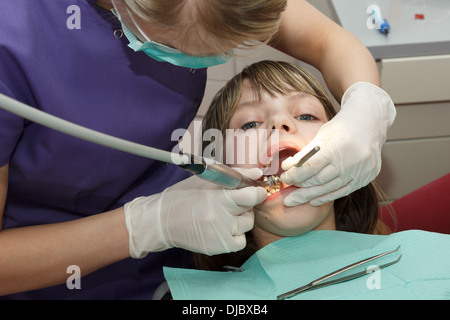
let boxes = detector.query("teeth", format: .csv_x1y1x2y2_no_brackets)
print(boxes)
262,156,275,174
263,162,271,170
263,175,283,194
263,157,273,170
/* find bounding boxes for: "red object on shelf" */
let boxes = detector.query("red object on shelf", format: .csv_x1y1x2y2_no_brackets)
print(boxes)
415,13,425,20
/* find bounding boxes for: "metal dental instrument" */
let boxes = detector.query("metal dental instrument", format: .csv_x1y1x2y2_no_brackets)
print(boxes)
277,245,401,300
262,175,282,194
294,145,320,167
0,93,278,191
253,145,321,194
179,154,275,190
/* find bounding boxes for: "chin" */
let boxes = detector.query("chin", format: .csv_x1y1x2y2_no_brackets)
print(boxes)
254,187,334,237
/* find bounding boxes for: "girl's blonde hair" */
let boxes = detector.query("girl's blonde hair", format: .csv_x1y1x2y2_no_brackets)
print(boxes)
196,61,392,271
121,0,287,50
203,60,335,137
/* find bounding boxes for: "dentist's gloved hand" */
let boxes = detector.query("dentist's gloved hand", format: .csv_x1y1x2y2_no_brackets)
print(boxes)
124,168,267,258
281,82,396,206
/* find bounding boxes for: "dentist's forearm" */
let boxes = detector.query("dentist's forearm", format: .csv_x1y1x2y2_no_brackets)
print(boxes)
318,27,381,99
0,207,130,296
272,0,380,100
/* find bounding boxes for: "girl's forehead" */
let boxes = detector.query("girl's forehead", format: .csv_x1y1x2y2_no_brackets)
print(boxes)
238,79,310,106
238,80,260,103
238,79,278,106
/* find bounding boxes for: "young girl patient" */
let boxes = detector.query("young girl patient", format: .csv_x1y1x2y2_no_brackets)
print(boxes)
162,61,450,300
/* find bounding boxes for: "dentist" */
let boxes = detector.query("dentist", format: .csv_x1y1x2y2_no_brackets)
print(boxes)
0,0,394,299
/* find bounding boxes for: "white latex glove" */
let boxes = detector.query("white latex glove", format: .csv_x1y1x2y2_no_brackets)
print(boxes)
124,167,267,258
281,82,396,206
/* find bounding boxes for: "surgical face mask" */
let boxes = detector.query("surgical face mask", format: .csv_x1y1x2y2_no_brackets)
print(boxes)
111,4,233,69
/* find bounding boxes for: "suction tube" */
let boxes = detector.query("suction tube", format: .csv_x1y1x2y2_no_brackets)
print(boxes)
0,93,188,165
0,93,277,191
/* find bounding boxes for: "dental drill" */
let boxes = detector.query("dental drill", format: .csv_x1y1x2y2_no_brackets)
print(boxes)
179,145,321,194
180,154,283,193
0,93,288,193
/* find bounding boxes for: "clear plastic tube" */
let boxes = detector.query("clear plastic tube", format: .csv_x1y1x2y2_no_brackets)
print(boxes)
0,93,188,165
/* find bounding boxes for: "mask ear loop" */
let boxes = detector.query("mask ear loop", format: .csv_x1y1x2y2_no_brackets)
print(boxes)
111,0,150,42
110,0,121,20
124,6,152,42
125,8,188,54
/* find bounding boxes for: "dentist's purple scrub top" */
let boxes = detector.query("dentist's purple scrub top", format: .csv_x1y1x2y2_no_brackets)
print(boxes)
0,0,206,299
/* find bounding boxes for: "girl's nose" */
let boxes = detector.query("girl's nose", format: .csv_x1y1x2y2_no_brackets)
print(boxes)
270,113,297,134
273,124,290,132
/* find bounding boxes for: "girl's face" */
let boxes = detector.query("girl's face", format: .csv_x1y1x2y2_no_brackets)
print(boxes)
227,79,335,245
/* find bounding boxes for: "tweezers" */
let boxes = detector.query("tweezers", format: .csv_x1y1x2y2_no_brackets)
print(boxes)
277,245,401,300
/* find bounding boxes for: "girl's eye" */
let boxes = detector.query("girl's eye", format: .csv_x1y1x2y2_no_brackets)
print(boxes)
296,114,316,121
241,121,260,130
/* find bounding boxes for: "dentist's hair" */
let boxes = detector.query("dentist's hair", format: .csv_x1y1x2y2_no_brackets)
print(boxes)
121,0,286,51
197,60,392,271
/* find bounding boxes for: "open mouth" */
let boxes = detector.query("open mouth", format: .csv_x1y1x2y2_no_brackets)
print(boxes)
260,146,299,194
261,148,298,177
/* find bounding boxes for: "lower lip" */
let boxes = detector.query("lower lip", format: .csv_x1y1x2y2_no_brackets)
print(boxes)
266,185,298,201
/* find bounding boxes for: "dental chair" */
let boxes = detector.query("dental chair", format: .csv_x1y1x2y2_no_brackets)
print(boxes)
380,173,450,234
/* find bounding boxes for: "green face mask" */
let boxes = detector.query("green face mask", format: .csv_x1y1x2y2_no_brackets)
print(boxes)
112,4,233,69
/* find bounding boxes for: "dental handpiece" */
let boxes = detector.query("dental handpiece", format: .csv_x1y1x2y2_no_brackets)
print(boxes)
180,145,321,192
179,155,282,193
182,145,320,193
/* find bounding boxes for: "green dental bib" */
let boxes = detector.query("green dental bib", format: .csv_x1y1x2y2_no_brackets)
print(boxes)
164,230,450,300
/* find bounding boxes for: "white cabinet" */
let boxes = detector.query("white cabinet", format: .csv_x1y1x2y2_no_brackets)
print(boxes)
376,55,450,200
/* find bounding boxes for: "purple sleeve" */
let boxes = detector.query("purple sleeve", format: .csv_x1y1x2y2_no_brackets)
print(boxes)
0,81,24,166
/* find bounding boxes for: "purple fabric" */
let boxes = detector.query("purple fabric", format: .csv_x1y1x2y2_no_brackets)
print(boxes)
0,0,206,299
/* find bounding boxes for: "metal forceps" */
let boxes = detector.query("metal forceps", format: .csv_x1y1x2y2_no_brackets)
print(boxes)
277,245,402,300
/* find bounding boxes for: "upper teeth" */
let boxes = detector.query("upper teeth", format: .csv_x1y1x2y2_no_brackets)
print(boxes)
263,157,273,169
